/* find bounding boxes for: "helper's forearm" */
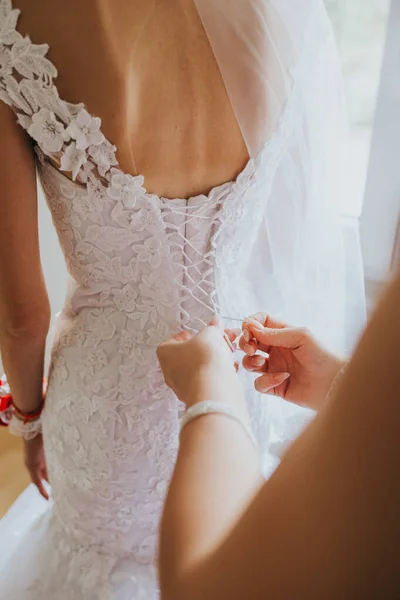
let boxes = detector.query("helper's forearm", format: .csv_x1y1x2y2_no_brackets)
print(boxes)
160,273,400,600
0,323,48,413
159,390,263,600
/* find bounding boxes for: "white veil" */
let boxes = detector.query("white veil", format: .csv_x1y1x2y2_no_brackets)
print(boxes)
194,0,366,354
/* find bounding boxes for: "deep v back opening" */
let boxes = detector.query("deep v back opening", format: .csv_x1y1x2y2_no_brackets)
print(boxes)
7,0,250,202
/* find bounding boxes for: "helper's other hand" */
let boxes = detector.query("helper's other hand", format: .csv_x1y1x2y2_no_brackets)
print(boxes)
241,314,344,411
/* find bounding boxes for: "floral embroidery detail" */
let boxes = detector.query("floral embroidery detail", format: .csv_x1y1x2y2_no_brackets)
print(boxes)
67,466,96,491
125,404,150,437
84,224,141,253
109,197,162,235
82,310,116,347
107,171,145,209
71,182,105,224
68,395,96,424
43,179,82,232
112,284,137,312
11,37,57,81
88,139,118,178
134,236,170,269
112,440,132,463
28,108,67,153
0,1,20,46
76,349,108,381
139,271,177,308
0,45,11,75
60,141,87,180
78,160,96,185
118,329,147,363
147,321,171,347
16,111,31,129
66,109,104,151
68,327,86,347
49,355,68,383
146,419,177,475
117,366,152,403
0,4,119,184
128,203,162,234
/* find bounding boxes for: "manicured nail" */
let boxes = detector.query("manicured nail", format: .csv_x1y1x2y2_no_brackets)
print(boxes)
252,356,265,367
275,372,290,383
243,329,250,343
244,318,263,330
244,343,256,356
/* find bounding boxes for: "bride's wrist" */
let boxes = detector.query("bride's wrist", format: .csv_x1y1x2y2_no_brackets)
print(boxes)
0,375,46,432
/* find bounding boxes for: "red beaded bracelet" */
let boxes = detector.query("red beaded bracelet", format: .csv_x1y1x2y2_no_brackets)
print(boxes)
0,376,46,427
12,402,45,423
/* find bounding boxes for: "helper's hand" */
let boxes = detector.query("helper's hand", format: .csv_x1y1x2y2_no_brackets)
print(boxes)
241,314,344,411
157,319,242,409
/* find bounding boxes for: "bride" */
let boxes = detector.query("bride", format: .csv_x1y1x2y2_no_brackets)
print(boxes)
0,0,365,598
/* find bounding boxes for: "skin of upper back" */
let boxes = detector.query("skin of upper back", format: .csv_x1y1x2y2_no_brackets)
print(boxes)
14,0,249,199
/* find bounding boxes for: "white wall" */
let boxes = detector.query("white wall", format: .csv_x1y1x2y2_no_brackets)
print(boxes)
361,0,400,282
38,183,68,335
326,0,390,218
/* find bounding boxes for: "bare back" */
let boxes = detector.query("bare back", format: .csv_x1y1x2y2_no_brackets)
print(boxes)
15,0,249,199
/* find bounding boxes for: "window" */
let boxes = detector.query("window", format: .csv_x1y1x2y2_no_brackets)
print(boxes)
360,0,400,286
326,0,397,310
325,0,391,218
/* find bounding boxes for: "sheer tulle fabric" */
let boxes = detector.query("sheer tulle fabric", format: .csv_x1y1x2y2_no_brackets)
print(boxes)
0,486,156,600
195,0,366,352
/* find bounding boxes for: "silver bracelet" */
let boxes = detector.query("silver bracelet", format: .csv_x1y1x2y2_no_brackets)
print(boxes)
180,401,258,449
325,362,348,404
8,414,42,440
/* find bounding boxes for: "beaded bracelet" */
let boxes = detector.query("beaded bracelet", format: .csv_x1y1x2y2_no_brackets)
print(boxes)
8,414,44,440
180,401,258,450
325,362,348,404
0,375,46,440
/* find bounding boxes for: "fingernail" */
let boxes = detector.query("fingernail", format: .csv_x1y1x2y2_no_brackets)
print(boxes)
243,329,250,343
275,372,290,383
244,318,263,330
244,343,256,356
252,356,265,367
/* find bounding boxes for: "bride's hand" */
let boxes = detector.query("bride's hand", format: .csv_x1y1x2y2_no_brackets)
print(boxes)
24,434,49,500
241,313,344,411
157,320,242,408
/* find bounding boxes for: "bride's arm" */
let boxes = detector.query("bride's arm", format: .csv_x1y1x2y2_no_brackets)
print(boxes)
159,272,400,600
0,103,50,414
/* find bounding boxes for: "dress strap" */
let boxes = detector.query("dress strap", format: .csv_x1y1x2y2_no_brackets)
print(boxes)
0,0,139,190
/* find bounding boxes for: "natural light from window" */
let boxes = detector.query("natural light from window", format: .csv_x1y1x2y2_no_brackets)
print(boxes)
325,0,391,217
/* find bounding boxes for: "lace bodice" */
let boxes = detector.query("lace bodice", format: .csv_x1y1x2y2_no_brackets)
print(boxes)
0,0,261,327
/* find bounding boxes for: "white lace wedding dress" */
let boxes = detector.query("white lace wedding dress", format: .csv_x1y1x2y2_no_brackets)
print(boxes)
0,1,366,598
